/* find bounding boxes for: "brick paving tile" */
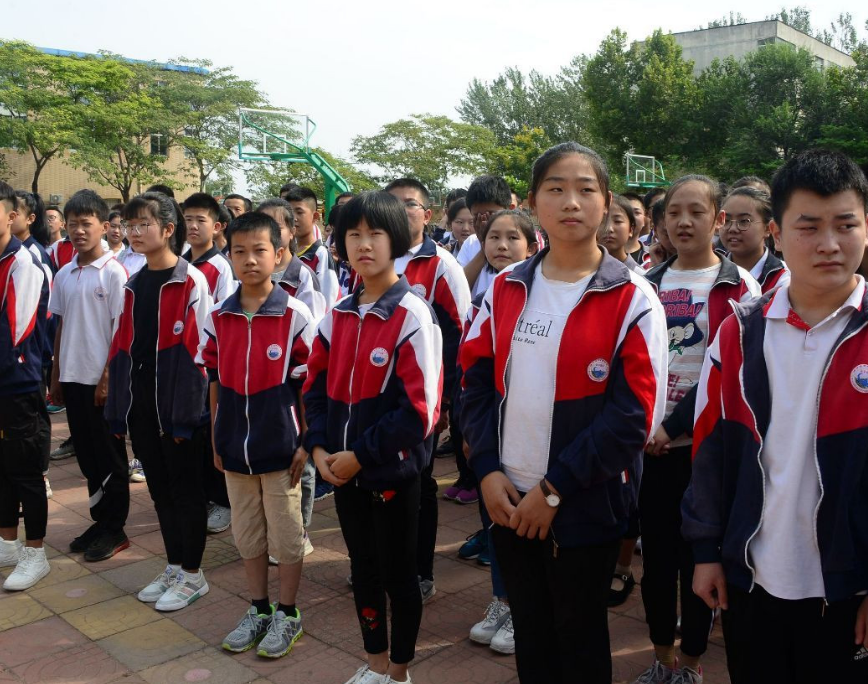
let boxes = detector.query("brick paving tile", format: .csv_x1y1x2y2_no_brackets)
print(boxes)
172,587,250,645
98,618,204,672
10,642,129,684
61,594,163,640
409,641,518,684
12,553,91,589
132,530,168,556
429,555,491,596
0,666,17,682
29,573,124,614
237,634,363,683
0,594,52,632
201,538,242,570
138,647,258,684
99,556,172,594
0,615,87,668
205,559,249,599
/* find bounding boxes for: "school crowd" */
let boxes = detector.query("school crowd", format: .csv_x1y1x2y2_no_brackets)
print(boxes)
1,144,868,684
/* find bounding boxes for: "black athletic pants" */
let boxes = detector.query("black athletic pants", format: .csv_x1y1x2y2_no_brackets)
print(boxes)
0,391,49,540
639,446,713,656
63,382,129,533
336,477,423,665
723,584,868,683
493,525,620,683
127,369,206,570
416,438,437,582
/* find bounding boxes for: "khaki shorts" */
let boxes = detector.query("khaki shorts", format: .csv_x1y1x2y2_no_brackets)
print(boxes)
225,469,304,564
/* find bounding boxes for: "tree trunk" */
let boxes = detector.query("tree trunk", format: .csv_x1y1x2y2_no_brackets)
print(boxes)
29,147,57,195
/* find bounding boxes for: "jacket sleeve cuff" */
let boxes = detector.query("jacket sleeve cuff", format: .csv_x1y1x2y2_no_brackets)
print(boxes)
692,539,723,564
662,413,687,441
470,449,501,483
351,437,375,469
207,368,219,383
545,461,581,500
108,420,127,435
303,430,327,454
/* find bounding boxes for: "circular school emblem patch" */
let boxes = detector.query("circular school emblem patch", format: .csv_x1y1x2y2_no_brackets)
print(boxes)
412,283,427,298
851,364,868,393
370,347,389,367
587,358,610,382
266,344,282,361
93,286,107,301
172,320,184,335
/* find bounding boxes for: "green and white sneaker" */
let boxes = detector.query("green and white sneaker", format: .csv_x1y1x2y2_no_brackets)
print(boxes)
223,605,273,653
137,564,178,603
257,608,303,658
154,569,209,611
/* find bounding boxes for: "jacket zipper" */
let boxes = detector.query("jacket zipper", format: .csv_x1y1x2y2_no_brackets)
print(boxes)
154,279,173,436
243,316,253,473
123,289,136,432
343,314,363,451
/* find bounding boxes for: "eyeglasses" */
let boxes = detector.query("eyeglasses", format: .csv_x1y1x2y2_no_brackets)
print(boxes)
121,221,156,236
403,200,428,212
46,215,61,223
723,217,756,232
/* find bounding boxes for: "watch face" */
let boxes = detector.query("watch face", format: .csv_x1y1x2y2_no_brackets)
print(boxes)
546,494,560,507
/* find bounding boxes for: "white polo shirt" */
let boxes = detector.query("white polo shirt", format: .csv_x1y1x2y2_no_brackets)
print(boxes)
750,278,865,600
49,251,128,385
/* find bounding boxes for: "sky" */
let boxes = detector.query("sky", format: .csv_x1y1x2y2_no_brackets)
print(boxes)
6,0,867,166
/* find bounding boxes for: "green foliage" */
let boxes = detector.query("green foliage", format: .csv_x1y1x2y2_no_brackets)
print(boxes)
351,114,496,193
485,127,552,198
705,12,747,29
244,149,377,201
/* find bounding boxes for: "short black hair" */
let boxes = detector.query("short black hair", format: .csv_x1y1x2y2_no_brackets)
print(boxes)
334,191,411,262
651,198,666,228
225,211,281,251
621,191,643,206
326,203,342,227
466,175,511,212
123,192,184,254
446,198,468,224
183,192,221,221
445,188,468,207
609,194,638,234
664,174,722,214
256,198,296,230
0,180,15,210
146,184,175,198
108,211,122,223
15,191,49,245
771,149,868,226
65,189,109,223
279,183,300,198
285,187,318,213
530,142,610,200
224,194,253,212
336,191,354,203
481,209,538,247
732,175,771,194
643,187,667,210
384,178,430,206
217,204,232,228
110,202,125,213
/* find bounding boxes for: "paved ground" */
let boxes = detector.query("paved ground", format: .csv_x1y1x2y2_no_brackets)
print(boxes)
0,414,731,684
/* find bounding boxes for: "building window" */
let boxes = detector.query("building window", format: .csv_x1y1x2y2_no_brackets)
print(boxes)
150,133,168,156
183,127,195,158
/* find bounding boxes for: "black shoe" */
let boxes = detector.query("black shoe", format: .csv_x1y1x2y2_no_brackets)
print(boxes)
434,441,454,458
607,572,636,607
69,523,101,553
83,530,130,562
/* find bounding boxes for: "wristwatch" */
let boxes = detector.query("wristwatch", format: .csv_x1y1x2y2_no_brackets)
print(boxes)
539,479,561,508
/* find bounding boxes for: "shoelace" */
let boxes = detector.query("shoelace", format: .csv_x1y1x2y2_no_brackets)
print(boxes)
500,614,514,634
636,660,669,684
15,548,39,571
482,600,507,626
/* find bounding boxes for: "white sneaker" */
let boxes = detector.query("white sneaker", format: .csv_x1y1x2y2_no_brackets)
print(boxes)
129,459,146,483
469,598,510,644
384,676,413,683
206,504,231,533
268,555,279,566
343,665,388,684
3,546,50,590
138,564,178,603
490,613,515,654
303,532,314,557
44,477,53,499
0,539,23,568
155,569,209,611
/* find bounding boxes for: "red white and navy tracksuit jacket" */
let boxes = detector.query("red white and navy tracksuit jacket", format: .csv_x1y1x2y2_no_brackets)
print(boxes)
645,254,761,440
402,235,471,400
182,246,236,303
0,237,50,396
683,287,868,602
278,257,327,321
303,277,444,490
460,249,668,547
48,237,75,272
198,285,314,475
298,240,340,306
105,259,211,439
756,250,790,294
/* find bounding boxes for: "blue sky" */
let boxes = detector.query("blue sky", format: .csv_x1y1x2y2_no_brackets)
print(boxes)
7,0,866,163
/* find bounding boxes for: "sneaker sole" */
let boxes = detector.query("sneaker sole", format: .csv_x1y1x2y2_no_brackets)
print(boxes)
257,628,303,658
489,642,515,655
84,538,131,562
155,584,210,612
49,452,74,461
223,632,267,653
469,632,495,645
130,475,146,483
3,563,50,591
206,522,231,534
455,497,479,505
457,552,481,560
442,492,460,501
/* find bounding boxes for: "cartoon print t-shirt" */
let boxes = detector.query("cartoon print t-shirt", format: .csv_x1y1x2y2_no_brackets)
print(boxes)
501,264,592,492
658,263,719,447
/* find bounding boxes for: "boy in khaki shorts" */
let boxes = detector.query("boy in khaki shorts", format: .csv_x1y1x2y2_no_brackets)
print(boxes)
198,212,314,659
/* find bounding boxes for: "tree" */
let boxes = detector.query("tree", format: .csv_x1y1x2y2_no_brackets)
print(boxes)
704,12,747,28
68,56,184,202
0,41,121,193
817,49,868,164
244,148,377,200
351,114,495,192
163,59,263,191
485,127,551,198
